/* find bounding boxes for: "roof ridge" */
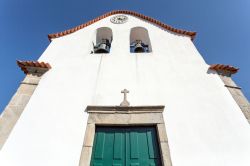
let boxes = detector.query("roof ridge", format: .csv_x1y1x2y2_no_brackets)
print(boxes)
48,10,196,41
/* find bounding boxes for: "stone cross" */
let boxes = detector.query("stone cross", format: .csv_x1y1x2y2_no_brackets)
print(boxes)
120,89,130,106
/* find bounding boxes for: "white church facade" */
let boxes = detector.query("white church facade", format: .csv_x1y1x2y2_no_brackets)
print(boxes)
0,10,250,166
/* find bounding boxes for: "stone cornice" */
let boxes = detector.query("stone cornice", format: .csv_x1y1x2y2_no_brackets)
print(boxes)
86,105,165,114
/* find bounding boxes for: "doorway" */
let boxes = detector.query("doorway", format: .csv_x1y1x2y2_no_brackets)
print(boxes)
90,126,162,166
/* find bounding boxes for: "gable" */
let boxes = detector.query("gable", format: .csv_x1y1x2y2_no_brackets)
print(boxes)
48,10,196,41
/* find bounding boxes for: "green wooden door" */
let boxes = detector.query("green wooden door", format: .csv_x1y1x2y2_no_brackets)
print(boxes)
90,126,162,166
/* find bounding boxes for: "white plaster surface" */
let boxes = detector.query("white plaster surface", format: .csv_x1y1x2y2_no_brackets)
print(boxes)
1,14,250,166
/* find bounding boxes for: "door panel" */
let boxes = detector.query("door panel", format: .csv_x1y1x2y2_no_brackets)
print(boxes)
93,164,103,166
90,127,162,166
130,131,139,159
114,132,124,160
94,132,105,159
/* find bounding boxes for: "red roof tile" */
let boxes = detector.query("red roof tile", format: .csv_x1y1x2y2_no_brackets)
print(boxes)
48,10,196,41
17,60,51,74
209,64,239,75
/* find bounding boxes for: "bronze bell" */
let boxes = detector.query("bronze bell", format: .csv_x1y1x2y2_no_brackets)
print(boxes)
132,40,148,53
94,39,111,53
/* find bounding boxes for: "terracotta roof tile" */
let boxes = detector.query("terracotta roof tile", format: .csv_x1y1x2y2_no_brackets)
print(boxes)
17,60,51,74
48,10,196,41
209,64,239,75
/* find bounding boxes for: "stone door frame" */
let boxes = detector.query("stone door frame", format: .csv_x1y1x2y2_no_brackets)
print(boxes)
79,105,172,166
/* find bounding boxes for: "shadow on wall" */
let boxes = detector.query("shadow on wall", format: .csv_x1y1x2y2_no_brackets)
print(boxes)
207,69,218,75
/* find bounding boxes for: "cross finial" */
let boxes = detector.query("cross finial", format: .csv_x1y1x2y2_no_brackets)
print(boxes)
120,89,130,106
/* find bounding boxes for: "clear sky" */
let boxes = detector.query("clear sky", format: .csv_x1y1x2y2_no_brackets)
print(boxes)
0,0,249,113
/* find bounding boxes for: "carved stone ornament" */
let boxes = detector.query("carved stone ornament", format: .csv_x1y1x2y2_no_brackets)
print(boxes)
110,15,128,24
120,89,130,106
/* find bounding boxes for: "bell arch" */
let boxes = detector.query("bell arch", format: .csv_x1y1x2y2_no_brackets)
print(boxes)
130,27,152,53
93,27,113,53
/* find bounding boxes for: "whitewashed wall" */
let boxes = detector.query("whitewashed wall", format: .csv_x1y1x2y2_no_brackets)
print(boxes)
1,14,250,166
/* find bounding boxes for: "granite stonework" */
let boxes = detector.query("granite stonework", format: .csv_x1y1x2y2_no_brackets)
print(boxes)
79,106,172,166
0,65,50,150
219,75,250,124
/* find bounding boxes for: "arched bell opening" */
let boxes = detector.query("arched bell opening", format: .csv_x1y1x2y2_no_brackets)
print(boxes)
130,27,152,53
93,27,113,54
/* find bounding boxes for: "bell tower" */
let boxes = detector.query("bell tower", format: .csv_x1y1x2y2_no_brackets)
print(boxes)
0,10,250,166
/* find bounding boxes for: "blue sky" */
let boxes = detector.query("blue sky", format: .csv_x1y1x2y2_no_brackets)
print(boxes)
0,0,249,113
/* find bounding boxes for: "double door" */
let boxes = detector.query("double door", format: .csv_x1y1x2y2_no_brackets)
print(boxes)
90,126,162,166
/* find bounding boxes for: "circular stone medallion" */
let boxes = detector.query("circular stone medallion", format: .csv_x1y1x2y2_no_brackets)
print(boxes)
110,15,128,24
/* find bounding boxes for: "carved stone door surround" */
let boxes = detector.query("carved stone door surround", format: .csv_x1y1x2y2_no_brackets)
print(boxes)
79,105,172,166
